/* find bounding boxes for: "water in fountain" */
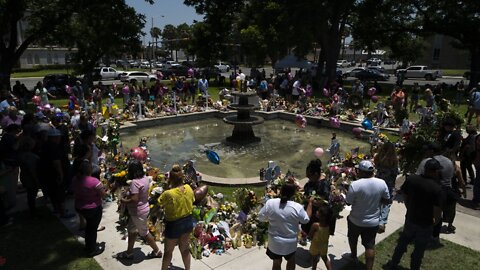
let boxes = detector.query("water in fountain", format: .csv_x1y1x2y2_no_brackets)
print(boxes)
121,119,370,178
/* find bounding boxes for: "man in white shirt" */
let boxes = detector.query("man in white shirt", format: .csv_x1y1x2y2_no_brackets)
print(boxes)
344,160,390,270
259,183,312,270
197,75,209,96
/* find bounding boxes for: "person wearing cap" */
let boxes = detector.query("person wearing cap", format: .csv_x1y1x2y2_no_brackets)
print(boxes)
387,158,444,270
416,142,457,236
343,160,390,270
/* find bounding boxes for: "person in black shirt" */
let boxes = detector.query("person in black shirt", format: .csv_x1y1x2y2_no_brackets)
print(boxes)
302,159,333,236
387,158,444,270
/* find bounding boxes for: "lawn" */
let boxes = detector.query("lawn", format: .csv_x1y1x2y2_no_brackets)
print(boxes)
0,207,102,270
206,185,266,202
12,69,73,78
340,229,480,270
441,69,468,77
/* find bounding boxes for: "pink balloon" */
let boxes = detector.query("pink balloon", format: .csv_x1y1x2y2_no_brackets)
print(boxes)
371,95,379,103
330,117,341,128
65,85,72,94
188,68,194,76
323,88,330,97
130,147,147,162
352,127,362,138
329,166,339,174
314,147,325,157
295,114,307,128
32,95,41,105
367,87,376,96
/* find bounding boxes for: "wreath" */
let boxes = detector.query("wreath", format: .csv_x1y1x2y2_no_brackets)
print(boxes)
347,94,363,110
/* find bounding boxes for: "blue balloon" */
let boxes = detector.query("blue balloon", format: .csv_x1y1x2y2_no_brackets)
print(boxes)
205,150,220,165
361,118,373,130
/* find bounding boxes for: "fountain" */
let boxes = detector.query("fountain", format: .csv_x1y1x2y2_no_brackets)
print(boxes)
223,91,264,144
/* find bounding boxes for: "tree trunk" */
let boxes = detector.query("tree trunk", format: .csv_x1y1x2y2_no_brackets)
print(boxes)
469,45,480,89
0,65,13,93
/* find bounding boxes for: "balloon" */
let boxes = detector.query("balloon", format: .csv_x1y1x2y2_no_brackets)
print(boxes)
194,185,209,203
295,114,307,129
206,150,220,164
32,95,41,105
43,104,52,110
322,88,330,97
239,73,246,81
332,94,339,103
188,68,194,76
65,85,72,94
371,95,379,103
236,75,241,81
330,117,341,128
314,147,325,157
361,118,373,130
352,127,362,137
367,87,376,96
130,147,147,162
329,166,339,174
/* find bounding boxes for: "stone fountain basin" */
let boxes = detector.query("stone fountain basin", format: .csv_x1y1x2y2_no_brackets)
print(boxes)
223,115,264,125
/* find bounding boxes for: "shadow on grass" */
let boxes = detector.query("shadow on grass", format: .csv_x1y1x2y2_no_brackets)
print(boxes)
0,207,102,270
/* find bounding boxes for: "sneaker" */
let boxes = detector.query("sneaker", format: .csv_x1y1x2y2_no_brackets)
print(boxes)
341,252,359,263
446,225,456,234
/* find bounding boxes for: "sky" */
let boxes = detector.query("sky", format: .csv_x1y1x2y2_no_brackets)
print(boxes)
126,0,203,44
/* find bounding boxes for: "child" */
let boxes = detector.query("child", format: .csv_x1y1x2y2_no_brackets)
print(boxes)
309,204,333,270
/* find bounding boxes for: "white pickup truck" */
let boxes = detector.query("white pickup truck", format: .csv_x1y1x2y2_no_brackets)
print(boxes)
396,65,442,80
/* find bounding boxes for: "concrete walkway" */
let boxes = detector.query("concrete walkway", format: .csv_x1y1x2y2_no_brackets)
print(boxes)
53,184,480,270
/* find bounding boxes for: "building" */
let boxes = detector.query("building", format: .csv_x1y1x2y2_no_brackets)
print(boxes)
416,34,470,69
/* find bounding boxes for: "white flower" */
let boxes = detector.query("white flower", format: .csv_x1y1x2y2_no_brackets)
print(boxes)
251,224,257,230
312,190,316,195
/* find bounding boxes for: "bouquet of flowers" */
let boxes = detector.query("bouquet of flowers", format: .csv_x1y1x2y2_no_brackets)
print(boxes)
233,188,258,213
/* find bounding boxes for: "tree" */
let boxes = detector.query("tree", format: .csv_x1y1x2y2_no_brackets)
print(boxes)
0,0,153,92
412,0,480,88
161,24,177,59
150,26,162,58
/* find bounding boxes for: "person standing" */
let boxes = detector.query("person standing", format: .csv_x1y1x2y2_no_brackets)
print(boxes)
387,158,444,270
158,164,195,270
35,81,55,105
410,83,420,112
460,125,477,185
472,134,480,209
197,75,209,96
116,161,162,260
72,160,106,257
468,83,480,127
259,183,312,270
343,160,390,270
455,80,465,106
374,142,399,233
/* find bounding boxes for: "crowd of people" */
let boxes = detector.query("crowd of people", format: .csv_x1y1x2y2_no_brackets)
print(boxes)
0,70,479,270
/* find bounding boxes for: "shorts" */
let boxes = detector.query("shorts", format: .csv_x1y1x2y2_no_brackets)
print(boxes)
127,212,149,237
347,217,378,249
164,215,193,239
266,248,296,261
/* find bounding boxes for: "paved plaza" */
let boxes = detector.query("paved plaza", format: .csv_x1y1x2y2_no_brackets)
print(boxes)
47,176,479,270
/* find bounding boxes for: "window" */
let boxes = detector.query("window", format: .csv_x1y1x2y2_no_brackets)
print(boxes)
47,53,52,64
433,48,440,61
407,67,421,71
34,54,40,64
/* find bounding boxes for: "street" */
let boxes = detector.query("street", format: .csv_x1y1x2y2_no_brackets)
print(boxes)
11,68,466,91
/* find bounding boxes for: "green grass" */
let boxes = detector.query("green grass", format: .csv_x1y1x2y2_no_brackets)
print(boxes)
441,69,468,77
0,208,102,270
12,69,72,78
340,228,480,270
207,185,266,202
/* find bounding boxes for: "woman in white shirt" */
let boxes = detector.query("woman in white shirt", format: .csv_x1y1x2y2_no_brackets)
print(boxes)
259,183,313,270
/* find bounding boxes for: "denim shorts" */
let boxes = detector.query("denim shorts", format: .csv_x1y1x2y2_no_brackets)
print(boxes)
164,215,194,239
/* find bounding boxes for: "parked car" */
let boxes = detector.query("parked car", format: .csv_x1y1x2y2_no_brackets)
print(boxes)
163,61,180,69
160,65,199,79
355,69,389,81
336,59,350,68
366,58,382,65
342,67,365,78
140,61,152,69
396,65,442,80
92,67,121,80
383,59,397,65
43,74,82,96
128,60,140,68
366,66,386,73
119,71,157,83
214,61,230,72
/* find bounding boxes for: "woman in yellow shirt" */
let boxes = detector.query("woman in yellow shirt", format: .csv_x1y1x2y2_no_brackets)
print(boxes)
158,164,194,270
